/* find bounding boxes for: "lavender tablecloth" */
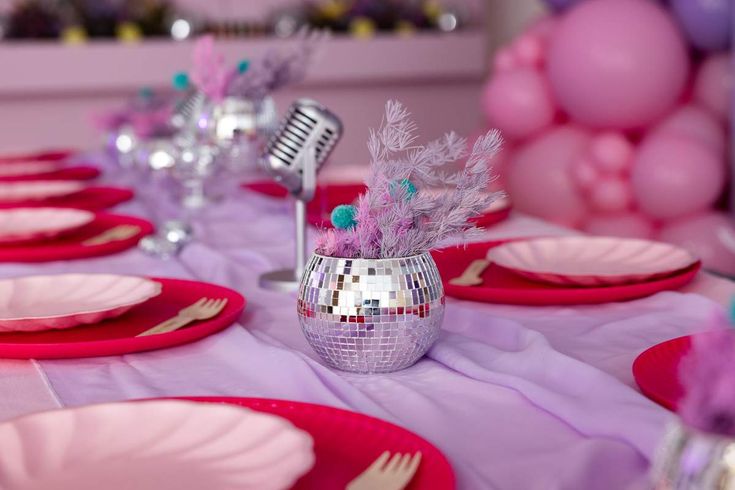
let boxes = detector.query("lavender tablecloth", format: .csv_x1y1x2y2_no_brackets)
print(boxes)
0,177,733,489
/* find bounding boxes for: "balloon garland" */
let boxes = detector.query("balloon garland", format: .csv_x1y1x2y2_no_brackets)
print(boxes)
482,0,734,274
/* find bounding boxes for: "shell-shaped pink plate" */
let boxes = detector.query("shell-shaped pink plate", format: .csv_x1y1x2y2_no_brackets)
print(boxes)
0,208,95,244
486,236,699,286
0,274,162,331
0,180,85,202
0,161,59,177
0,400,315,490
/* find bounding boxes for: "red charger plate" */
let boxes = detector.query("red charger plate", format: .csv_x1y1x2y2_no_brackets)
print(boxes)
0,187,133,211
0,166,100,182
632,335,694,410
177,397,455,490
0,278,245,359
0,149,75,162
433,241,701,306
0,213,153,263
243,181,512,229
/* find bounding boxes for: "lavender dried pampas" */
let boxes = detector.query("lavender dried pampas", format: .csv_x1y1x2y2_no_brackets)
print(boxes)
316,100,503,259
227,29,326,101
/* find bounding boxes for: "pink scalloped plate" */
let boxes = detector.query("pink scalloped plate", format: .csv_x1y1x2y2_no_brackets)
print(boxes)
433,241,701,306
0,166,99,182
0,277,245,358
486,237,699,286
177,397,456,489
0,149,75,162
0,181,86,202
0,208,95,244
0,274,162,332
0,213,153,263
0,400,314,490
0,186,134,211
0,161,59,177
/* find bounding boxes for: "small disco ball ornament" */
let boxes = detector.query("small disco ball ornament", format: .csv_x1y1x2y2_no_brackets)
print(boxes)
136,138,178,172
436,8,462,33
269,7,307,38
168,12,200,41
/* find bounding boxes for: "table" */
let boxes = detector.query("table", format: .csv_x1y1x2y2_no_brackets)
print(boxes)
0,180,733,490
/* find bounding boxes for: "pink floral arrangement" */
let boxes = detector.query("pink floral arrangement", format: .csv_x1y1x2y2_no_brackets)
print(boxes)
189,30,324,102
678,311,735,437
316,100,503,259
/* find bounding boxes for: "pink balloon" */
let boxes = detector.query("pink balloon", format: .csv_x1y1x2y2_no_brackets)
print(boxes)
482,68,556,140
631,133,725,220
654,104,726,156
571,157,600,190
584,212,655,239
694,54,733,121
589,177,633,212
506,125,589,226
659,211,735,276
589,132,634,174
546,0,689,129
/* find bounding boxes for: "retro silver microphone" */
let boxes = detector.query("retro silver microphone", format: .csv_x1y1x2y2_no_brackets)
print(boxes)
259,98,343,292
262,98,343,198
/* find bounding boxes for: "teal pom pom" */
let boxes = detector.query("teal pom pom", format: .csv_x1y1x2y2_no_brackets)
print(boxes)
729,299,735,326
390,178,417,200
172,72,190,91
331,204,357,230
237,59,250,74
138,86,154,99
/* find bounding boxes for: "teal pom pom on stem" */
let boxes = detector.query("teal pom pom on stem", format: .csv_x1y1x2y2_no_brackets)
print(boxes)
331,204,357,229
390,178,417,200
138,86,154,99
237,59,250,74
172,72,190,91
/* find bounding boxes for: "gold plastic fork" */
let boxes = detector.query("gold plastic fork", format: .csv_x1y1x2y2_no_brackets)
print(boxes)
449,259,490,286
82,225,141,246
136,297,228,337
347,451,422,490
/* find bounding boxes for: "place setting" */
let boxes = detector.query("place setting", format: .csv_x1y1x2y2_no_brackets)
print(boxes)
0,155,100,182
0,180,134,211
0,273,245,358
0,396,452,490
434,236,701,305
243,180,513,229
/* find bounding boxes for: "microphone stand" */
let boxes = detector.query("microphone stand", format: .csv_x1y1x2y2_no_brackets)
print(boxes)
258,144,318,292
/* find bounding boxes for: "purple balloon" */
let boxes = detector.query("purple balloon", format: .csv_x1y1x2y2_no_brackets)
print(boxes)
542,0,586,10
670,0,732,51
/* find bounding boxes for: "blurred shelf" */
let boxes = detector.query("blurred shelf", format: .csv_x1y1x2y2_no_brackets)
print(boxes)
0,31,487,96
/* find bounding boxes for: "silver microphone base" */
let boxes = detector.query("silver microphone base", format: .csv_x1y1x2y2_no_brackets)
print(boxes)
258,269,301,292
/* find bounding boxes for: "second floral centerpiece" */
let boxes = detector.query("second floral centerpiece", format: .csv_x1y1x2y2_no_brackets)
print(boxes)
297,100,502,373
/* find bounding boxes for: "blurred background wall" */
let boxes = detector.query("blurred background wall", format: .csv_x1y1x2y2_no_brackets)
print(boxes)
0,0,545,166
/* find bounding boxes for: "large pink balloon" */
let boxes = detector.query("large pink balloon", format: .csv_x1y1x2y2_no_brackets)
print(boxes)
506,125,589,226
482,68,556,140
659,212,735,276
694,55,733,121
584,213,655,239
631,133,725,220
547,0,689,129
654,104,726,156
